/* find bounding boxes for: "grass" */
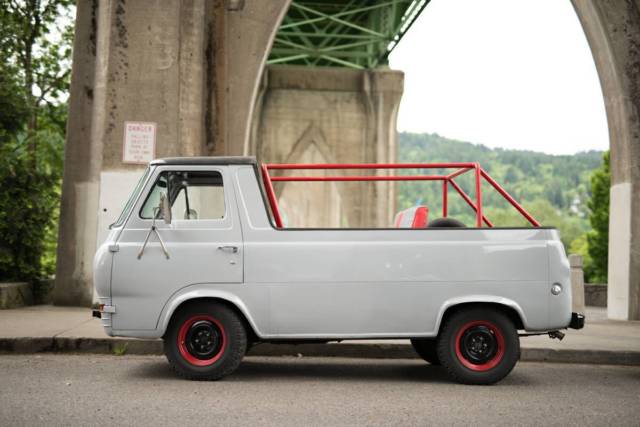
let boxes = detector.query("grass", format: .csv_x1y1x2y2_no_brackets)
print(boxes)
112,343,128,356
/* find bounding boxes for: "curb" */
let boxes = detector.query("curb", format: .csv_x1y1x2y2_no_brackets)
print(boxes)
1,337,640,366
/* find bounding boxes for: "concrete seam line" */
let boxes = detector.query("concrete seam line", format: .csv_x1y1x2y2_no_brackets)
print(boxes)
51,317,95,339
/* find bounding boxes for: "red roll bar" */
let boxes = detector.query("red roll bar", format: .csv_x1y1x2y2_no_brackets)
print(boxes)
260,162,540,229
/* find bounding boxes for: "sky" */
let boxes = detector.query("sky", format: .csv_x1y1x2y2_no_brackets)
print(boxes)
388,0,609,155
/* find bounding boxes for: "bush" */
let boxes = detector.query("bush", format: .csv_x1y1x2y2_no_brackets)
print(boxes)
0,132,62,282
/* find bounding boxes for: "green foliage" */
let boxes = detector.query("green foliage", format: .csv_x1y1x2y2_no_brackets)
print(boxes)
112,343,128,356
586,151,610,283
0,0,75,105
0,130,63,281
397,132,603,251
569,233,594,279
0,1,73,282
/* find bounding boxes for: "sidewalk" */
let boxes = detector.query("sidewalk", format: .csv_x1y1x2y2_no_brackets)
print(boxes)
1,305,639,365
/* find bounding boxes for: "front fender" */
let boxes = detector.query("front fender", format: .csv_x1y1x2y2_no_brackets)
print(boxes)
433,295,529,335
156,285,265,338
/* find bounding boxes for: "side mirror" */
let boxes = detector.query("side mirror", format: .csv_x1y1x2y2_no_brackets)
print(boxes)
159,192,172,224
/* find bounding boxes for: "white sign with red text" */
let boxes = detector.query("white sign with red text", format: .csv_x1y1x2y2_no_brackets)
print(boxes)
123,122,156,164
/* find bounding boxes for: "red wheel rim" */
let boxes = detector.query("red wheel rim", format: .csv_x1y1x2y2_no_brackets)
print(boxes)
177,315,227,367
454,320,505,372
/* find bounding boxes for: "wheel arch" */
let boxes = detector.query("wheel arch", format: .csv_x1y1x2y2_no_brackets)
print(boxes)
157,289,262,340
435,297,527,336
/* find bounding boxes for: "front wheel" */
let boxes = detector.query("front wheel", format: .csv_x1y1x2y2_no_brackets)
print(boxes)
437,308,519,385
164,301,247,380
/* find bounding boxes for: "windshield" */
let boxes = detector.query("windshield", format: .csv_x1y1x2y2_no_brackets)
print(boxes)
109,167,152,228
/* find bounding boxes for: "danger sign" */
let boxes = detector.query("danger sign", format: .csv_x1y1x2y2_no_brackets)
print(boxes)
123,122,156,164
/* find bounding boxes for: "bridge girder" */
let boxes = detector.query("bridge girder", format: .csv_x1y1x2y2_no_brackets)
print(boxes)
268,0,431,69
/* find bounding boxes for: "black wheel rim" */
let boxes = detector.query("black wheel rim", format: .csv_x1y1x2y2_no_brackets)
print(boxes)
185,319,223,360
459,325,498,364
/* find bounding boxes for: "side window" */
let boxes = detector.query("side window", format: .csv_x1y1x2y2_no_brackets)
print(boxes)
140,171,225,220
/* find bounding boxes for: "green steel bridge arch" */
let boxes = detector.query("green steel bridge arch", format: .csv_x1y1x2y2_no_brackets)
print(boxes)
267,0,431,69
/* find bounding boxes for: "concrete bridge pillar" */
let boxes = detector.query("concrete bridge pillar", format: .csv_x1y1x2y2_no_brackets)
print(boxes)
572,0,640,320
55,0,216,305
54,0,290,305
249,65,403,228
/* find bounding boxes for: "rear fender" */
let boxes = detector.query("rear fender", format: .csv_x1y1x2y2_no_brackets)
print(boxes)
434,295,528,334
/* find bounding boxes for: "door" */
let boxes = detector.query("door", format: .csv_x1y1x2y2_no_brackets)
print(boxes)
111,166,243,331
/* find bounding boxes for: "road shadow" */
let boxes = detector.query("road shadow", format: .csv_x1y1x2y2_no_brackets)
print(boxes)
128,357,533,385
232,358,452,383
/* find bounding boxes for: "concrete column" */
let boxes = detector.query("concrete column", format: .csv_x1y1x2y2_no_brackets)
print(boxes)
54,0,105,306
55,0,291,305
572,0,640,320
569,254,586,315
250,65,403,228
363,68,403,226
55,0,218,305
217,0,291,157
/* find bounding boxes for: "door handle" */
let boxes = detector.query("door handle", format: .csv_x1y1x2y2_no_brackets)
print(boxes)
217,245,238,253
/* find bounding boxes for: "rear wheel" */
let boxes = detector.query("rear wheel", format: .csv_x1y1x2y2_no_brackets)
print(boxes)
410,339,440,365
437,308,519,385
164,301,247,380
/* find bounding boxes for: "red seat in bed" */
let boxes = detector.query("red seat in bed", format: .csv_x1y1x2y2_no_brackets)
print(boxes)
393,206,429,228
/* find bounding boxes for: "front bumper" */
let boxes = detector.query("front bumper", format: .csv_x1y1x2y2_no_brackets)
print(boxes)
569,312,585,329
92,303,115,336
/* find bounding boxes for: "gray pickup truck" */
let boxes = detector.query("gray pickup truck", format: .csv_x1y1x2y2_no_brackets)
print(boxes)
93,156,584,384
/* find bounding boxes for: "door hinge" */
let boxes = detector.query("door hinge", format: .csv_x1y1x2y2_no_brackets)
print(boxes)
108,244,119,253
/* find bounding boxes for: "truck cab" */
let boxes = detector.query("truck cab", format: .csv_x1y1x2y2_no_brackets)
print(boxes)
94,156,584,385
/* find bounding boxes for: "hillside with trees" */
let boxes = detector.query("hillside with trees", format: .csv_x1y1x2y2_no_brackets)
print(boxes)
397,132,606,281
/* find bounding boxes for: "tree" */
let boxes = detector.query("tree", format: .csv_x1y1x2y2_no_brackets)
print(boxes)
586,151,610,283
0,0,74,154
0,0,73,282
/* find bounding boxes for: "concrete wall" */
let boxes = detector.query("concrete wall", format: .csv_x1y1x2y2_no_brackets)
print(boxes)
572,0,640,320
585,284,608,307
250,65,403,227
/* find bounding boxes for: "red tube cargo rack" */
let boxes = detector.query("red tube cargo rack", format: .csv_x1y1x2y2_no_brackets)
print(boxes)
260,162,540,229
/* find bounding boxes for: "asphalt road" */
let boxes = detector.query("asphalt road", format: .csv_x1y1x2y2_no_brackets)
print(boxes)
1,355,639,426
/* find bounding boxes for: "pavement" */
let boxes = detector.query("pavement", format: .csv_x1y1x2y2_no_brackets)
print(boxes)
0,306,639,365
1,355,639,426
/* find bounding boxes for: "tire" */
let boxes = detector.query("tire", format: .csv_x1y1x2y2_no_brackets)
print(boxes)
164,301,247,380
410,339,441,365
436,307,519,385
428,217,466,228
